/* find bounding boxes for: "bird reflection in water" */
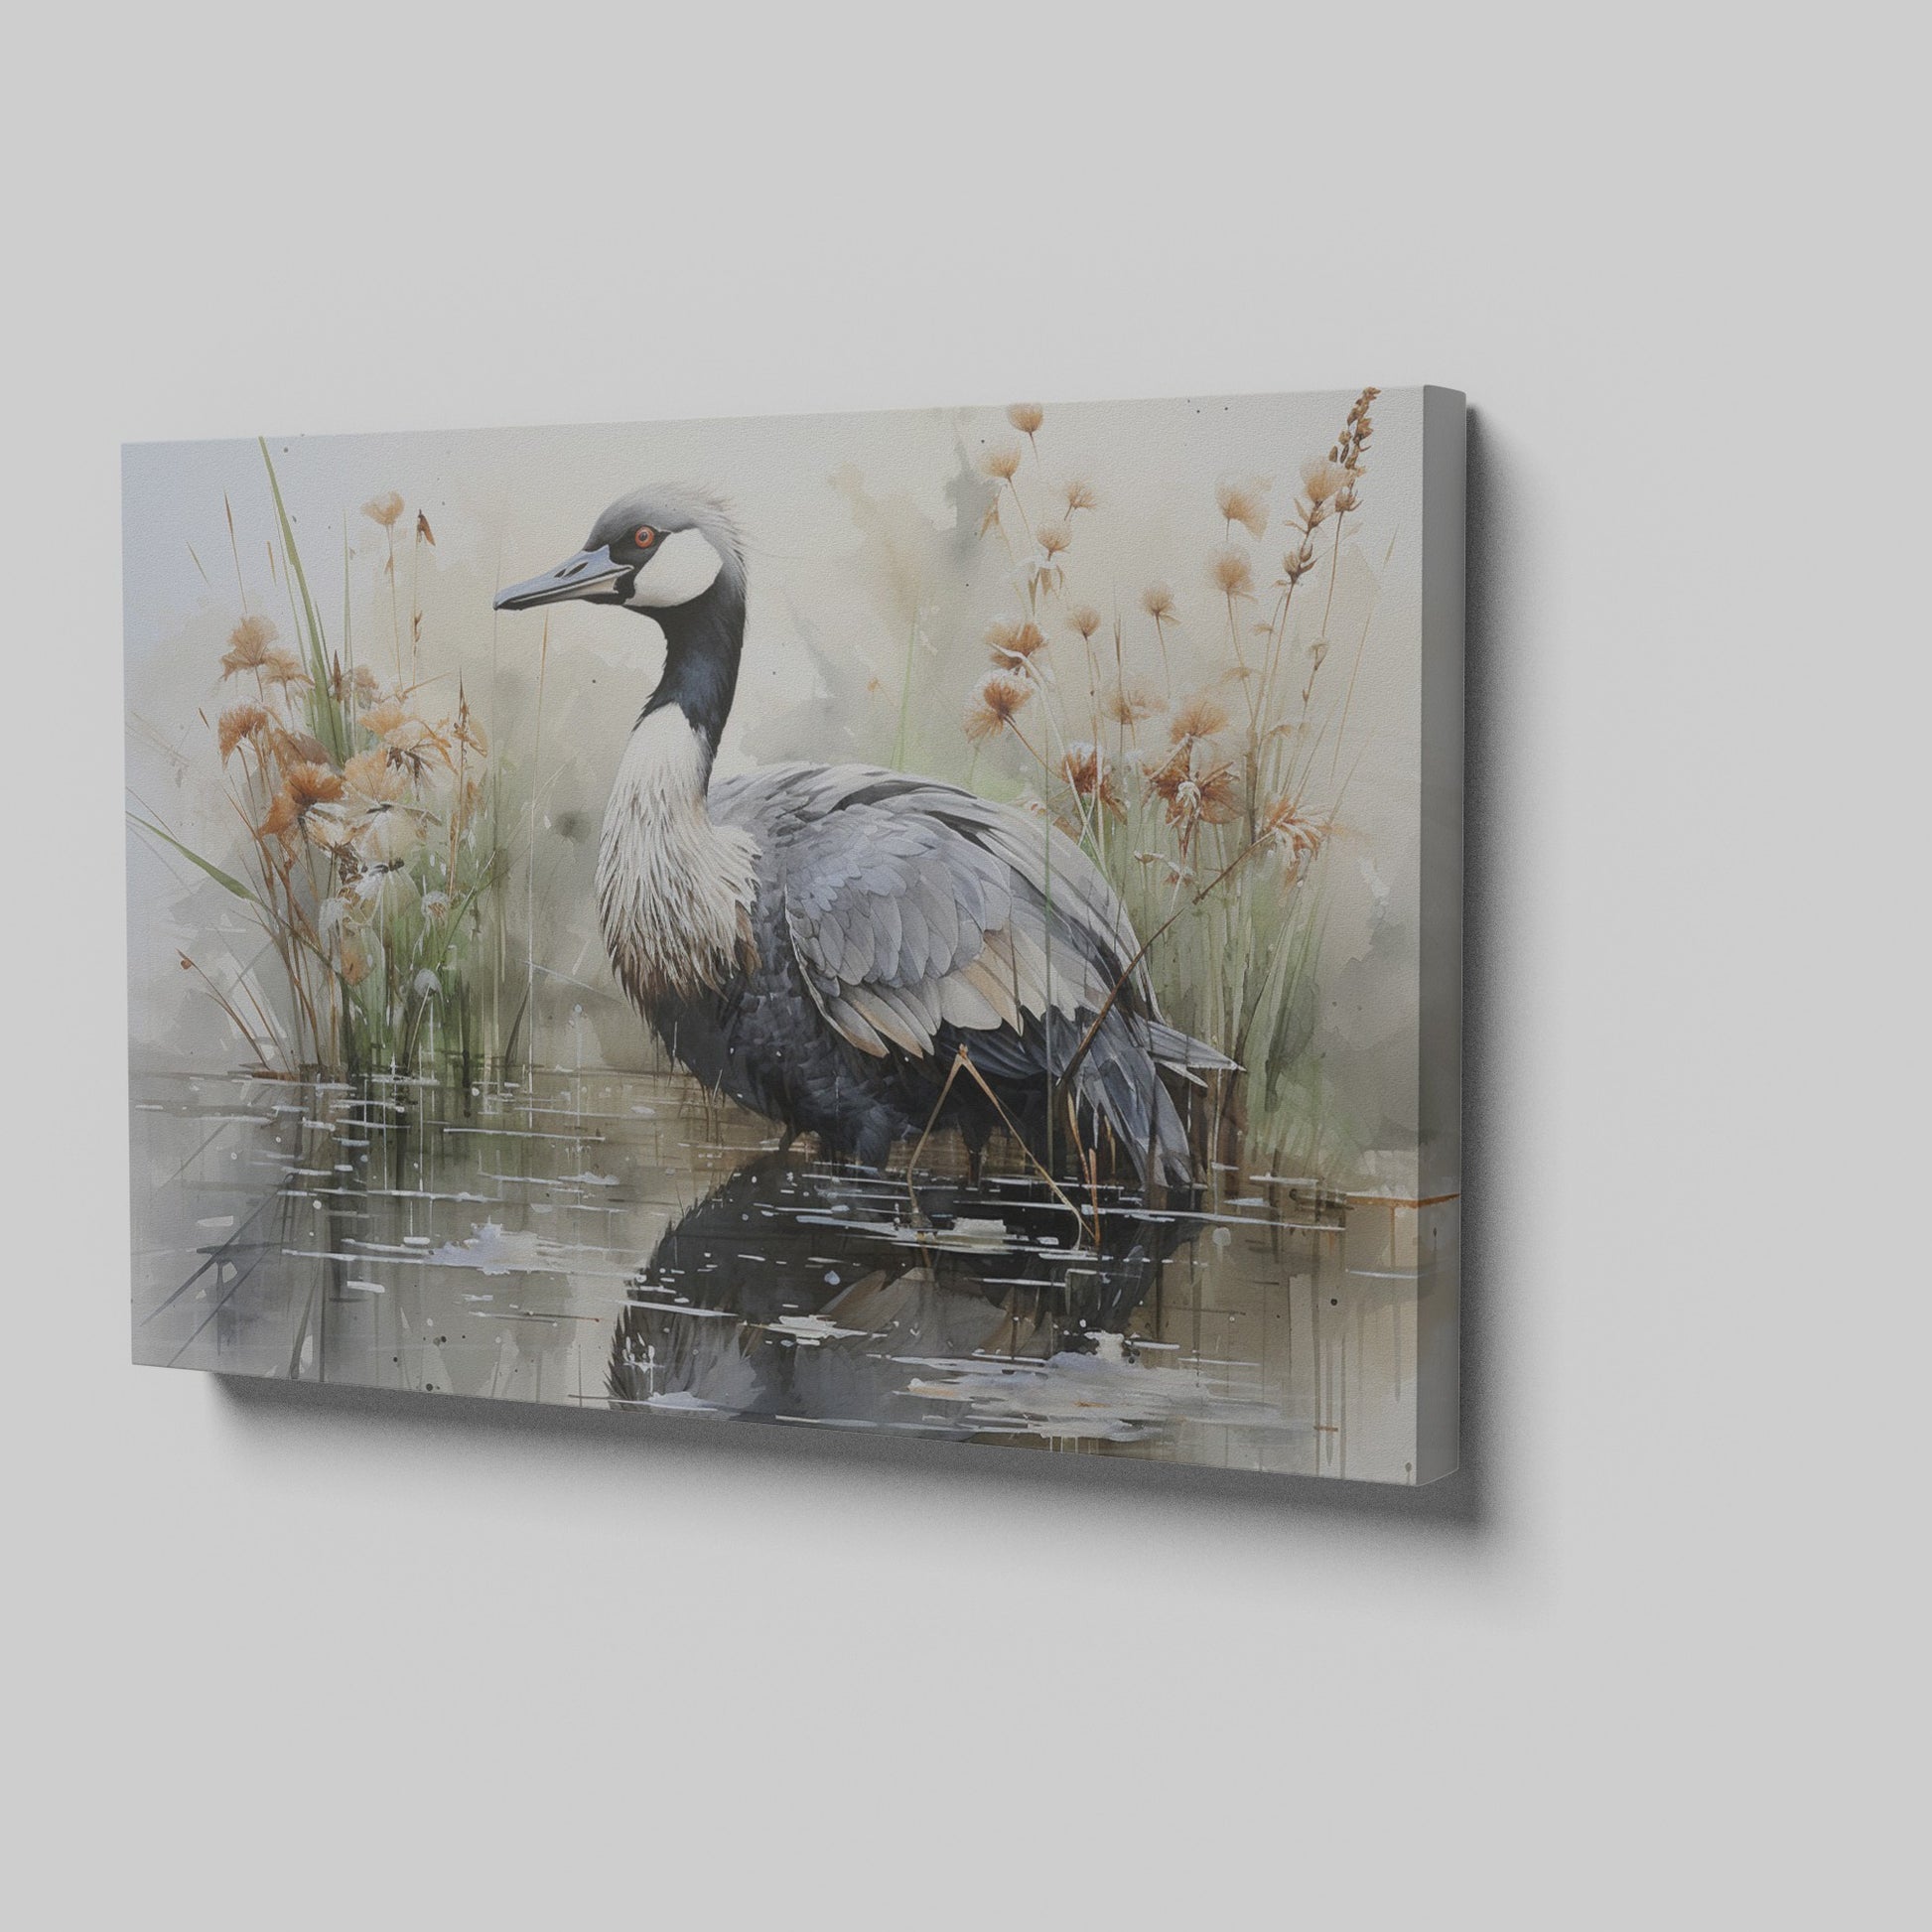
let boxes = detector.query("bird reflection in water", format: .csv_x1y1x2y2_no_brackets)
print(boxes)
609,1154,1189,1436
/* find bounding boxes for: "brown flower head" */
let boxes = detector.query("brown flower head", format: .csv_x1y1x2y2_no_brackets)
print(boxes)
1065,603,1103,641
329,660,383,707
219,613,279,679
381,715,452,781
963,671,1035,743
1104,680,1165,727
340,749,417,861
259,761,345,842
981,445,1024,482
1060,742,1124,819
1144,742,1242,838
343,749,408,807
360,698,408,740
1300,457,1348,507
1006,402,1044,436
985,617,1047,664
1140,582,1177,623
1191,762,1243,826
361,490,406,530
1278,536,1318,586
1207,545,1255,600
1061,479,1098,515
1035,518,1071,559
1216,477,1271,540
1169,692,1231,747
1262,795,1328,872
217,703,272,762
260,647,310,690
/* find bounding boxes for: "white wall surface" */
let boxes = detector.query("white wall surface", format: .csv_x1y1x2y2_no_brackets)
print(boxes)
4,4,1921,1925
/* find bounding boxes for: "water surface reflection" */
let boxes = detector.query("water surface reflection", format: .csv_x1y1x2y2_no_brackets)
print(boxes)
130,1068,1454,1481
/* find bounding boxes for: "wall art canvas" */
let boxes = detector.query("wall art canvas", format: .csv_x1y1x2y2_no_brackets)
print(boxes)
125,386,1464,1483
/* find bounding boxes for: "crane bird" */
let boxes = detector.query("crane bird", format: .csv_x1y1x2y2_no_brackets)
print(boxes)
495,487,1233,1188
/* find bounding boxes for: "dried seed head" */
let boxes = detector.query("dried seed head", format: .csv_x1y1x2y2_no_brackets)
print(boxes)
216,703,272,761
1035,519,1071,558
361,490,406,530
343,750,408,808
260,647,310,689
1061,479,1098,514
1279,539,1317,585
985,617,1047,663
1170,693,1231,745
1141,582,1177,622
1104,680,1165,726
219,613,279,678
1300,457,1348,506
1006,402,1044,436
1192,761,1243,826
1060,742,1124,818
963,670,1035,741
1263,795,1328,871
982,444,1024,482
1207,544,1255,599
452,701,488,758
259,761,345,841
1215,477,1271,540
1147,743,1242,844
382,715,452,779
1066,603,1103,640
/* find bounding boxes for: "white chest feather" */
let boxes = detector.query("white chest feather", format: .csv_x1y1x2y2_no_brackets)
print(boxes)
597,709,759,1006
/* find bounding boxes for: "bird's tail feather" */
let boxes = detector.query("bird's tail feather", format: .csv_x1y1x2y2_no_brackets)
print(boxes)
1144,1017,1239,1081
1072,1013,1227,1189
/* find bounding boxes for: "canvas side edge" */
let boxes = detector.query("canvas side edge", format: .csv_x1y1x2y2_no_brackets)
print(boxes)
1413,386,1465,1484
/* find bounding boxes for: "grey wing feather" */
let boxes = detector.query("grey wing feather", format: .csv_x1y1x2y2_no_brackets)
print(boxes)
712,761,1234,1184
713,763,1120,1061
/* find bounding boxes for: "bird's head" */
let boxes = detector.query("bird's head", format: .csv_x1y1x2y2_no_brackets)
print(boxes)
493,488,745,617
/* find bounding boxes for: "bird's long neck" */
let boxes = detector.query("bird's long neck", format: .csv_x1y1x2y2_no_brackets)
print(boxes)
639,575,746,772
599,574,759,1009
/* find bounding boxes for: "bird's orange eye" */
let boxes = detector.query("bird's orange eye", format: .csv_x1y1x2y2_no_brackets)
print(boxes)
634,526,656,549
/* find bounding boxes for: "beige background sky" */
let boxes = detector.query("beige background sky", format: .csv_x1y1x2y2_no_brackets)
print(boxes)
125,387,1430,1160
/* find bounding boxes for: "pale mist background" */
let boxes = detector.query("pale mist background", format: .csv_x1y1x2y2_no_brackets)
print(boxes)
6,5,1921,1931
125,391,1428,1180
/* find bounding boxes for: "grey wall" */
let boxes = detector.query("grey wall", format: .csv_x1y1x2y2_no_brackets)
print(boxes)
7,7,1919,1929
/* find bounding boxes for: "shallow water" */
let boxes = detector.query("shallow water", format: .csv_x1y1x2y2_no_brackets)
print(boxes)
129,1067,1456,1483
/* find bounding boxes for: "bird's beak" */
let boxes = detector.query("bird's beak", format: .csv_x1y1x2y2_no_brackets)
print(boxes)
493,544,626,612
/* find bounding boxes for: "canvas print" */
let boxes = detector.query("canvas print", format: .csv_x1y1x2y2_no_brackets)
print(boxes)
125,386,1463,1483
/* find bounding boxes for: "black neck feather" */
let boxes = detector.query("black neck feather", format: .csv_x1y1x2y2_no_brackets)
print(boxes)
637,576,745,765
